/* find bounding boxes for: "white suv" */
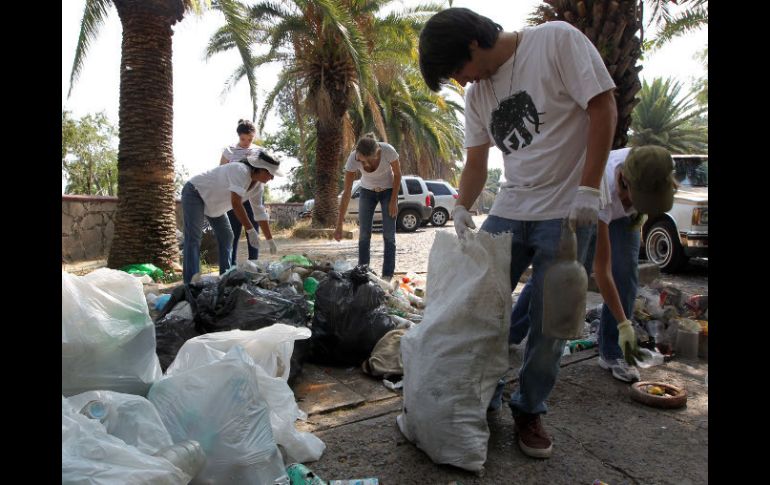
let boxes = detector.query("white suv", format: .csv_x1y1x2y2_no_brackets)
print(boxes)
304,175,435,232
425,180,459,226
642,154,708,272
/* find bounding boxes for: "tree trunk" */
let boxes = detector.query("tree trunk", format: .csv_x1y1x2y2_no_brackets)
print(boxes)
312,118,344,227
539,0,644,149
108,0,184,270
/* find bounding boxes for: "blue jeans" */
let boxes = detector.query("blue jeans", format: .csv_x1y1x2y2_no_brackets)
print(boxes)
597,216,641,360
181,182,235,284
227,200,259,264
508,224,597,345
358,188,396,277
482,215,592,416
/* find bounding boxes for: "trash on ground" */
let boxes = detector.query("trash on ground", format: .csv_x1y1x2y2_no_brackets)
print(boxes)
121,263,165,282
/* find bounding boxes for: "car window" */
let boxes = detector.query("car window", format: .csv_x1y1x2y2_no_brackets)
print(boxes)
673,157,708,187
398,184,403,196
406,179,423,195
426,182,452,196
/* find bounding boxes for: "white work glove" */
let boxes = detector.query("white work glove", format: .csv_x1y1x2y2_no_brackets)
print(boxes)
617,319,639,362
246,228,260,250
266,239,277,255
451,205,476,239
568,186,601,228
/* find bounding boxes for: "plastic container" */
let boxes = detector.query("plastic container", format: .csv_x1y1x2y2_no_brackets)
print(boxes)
542,220,587,339
80,400,109,423
153,440,206,479
675,330,699,359
286,463,327,485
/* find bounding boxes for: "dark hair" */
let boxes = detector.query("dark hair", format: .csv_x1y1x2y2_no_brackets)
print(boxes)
356,132,379,157
236,119,256,135
419,8,502,91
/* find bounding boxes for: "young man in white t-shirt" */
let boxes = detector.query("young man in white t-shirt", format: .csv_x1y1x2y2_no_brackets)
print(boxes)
419,8,617,459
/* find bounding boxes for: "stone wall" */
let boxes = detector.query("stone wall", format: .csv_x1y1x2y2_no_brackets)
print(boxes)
62,195,305,263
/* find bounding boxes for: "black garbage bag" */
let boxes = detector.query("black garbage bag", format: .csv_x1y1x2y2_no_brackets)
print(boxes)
195,285,308,333
154,314,200,371
308,265,397,366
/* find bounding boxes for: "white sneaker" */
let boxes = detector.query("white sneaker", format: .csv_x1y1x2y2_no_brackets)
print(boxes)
598,356,641,383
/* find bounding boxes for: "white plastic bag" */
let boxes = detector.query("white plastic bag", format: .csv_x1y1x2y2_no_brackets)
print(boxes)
167,324,310,381
148,346,290,484
397,231,512,472
66,390,173,455
62,397,190,485
62,269,163,397
166,325,325,463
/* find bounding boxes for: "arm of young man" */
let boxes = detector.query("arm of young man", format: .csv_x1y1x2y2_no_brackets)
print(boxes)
452,143,490,238
389,160,402,217
334,171,358,241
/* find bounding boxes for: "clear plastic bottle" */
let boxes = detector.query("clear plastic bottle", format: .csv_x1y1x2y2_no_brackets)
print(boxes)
79,400,109,423
153,440,206,479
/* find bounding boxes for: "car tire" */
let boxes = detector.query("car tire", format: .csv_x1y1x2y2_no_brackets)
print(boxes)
431,208,449,227
397,209,420,232
645,220,688,273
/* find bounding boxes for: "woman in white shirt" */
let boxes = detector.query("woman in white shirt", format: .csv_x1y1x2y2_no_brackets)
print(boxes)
334,133,402,280
220,119,264,263
181,151,282,283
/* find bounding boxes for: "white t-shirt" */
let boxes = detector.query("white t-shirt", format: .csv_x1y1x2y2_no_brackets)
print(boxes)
464,21,616,221
189,162,269,220
222,143,262,163
344,142,399,190
598,148,638,224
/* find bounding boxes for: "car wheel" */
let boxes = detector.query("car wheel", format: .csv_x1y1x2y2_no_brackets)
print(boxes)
397,209,420,232
431,208,449,226
645,220,688,273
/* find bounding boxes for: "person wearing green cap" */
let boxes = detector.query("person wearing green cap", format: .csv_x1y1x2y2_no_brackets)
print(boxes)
592,145,676,382
505,146,677,382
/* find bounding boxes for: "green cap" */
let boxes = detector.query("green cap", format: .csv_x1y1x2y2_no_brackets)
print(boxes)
621,146,677,216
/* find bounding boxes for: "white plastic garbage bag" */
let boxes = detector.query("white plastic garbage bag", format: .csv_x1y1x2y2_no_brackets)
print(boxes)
397,231,512,472
62,396,190,485
62,269,163,397
67,390,173,455
167,324,309,381
148,346,290,484
166,325,325,463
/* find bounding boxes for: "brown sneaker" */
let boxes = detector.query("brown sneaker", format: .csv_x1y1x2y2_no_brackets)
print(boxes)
513,413,553,458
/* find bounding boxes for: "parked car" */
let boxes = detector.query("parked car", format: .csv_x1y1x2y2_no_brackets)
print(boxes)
642,154,708,273
424,180,459,226
303,175,434,232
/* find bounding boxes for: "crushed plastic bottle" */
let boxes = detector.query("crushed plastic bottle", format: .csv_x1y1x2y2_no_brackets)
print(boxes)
153,440,207,480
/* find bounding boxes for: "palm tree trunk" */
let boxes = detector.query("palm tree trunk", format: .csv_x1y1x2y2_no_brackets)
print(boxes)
108,0,184,270
312,118,343,227
538,0,644,149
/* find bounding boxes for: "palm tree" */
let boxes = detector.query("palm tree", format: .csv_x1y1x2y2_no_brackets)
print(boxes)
67,0,254,271
645,0,707,49
629,77,707,153
211,0,448,227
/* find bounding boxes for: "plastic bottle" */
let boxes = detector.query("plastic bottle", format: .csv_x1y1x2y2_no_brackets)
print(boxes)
286,463,328,485
153,440,206,480
542,220,587,339
79,400,109,423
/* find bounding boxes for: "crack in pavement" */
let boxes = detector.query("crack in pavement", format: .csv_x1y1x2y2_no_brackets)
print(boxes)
550,423,641,485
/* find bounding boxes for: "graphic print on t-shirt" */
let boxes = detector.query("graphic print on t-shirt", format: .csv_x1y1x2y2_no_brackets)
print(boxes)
489,91,545,154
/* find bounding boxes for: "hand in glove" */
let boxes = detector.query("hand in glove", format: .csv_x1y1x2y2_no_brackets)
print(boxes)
246,228,260,250
451,205,476,239
617,319,640,364
568,186,601,228
266,239,277,255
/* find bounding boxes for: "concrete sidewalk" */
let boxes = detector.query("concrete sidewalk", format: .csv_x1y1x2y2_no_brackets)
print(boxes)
291,352,707,484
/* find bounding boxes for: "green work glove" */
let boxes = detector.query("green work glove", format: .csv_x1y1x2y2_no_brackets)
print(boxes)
617,319,639,364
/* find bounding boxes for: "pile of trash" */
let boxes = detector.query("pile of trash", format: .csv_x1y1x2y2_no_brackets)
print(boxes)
62,254,427,483
574,284,708,365
62,267,323,484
